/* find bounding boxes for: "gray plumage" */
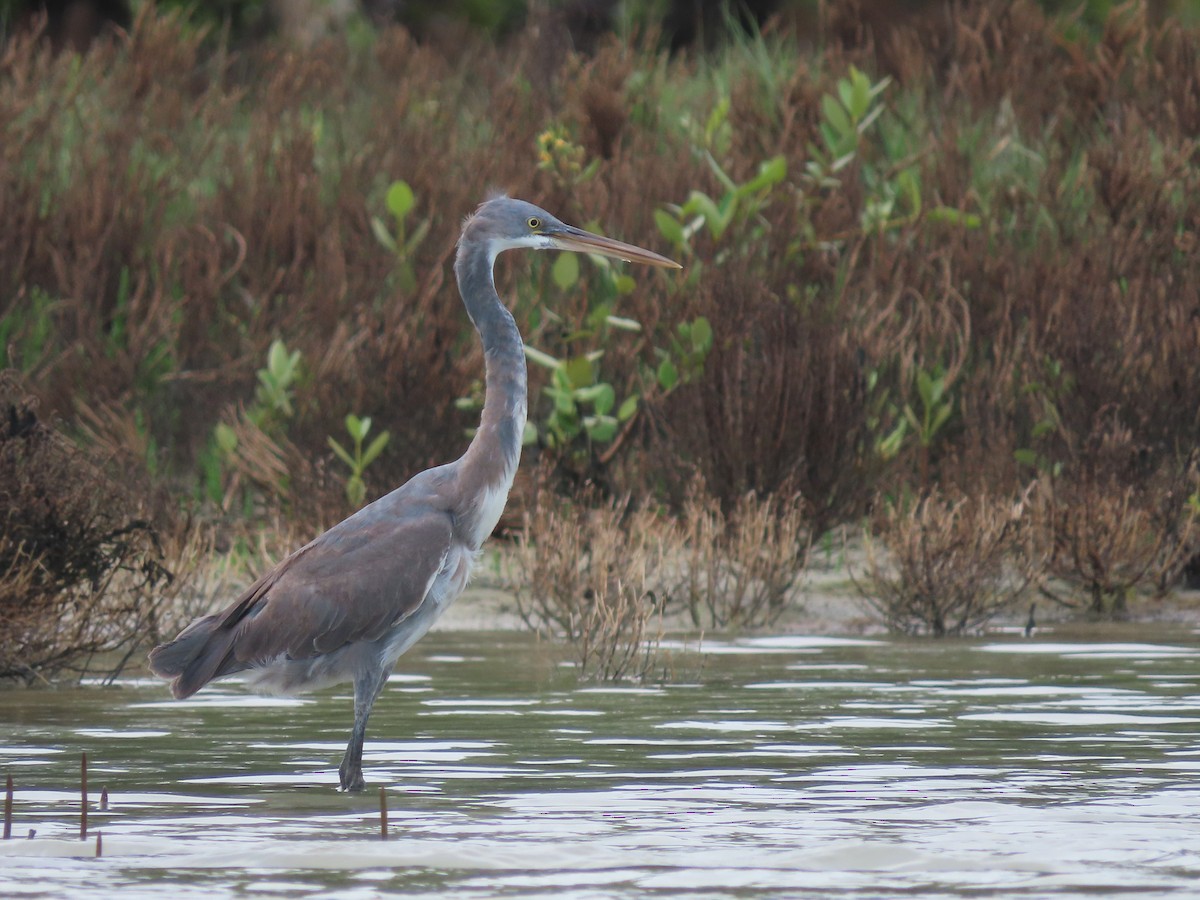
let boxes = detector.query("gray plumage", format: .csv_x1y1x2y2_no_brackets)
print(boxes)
148,196,679,791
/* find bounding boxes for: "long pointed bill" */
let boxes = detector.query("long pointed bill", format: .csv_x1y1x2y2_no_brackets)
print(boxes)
551,225,682,269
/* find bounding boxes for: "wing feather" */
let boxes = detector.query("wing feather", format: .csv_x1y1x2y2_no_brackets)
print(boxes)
218,508,454,667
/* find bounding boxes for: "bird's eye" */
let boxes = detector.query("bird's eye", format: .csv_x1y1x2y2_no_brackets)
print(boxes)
527,217,541,230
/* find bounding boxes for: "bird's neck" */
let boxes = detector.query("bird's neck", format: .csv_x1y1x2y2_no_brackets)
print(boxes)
454,242,527,539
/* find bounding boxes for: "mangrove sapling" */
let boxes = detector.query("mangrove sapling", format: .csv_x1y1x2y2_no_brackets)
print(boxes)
202,340,304,509
328,414,391,509
370,179,430,294
903,365,957,491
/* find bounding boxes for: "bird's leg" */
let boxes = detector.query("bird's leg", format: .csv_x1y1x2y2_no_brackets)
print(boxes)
339,666,387,792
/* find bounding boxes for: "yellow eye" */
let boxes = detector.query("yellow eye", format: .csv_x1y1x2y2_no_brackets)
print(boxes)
527,217,541,230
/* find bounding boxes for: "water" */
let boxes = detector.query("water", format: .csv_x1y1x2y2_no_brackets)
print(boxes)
2,626,1199,898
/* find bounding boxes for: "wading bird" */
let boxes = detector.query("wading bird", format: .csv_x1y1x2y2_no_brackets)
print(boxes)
149,197,680,791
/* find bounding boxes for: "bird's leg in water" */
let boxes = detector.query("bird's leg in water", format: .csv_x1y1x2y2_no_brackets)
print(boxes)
339,666,388,792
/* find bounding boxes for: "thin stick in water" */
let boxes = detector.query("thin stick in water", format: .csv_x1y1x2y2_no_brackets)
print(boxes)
379,786,388,840
4,774,12,840
80,752,88,840
95,831,102,858
100,786,108,812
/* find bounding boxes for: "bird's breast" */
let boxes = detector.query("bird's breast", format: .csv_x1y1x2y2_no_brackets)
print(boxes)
468,476,513,549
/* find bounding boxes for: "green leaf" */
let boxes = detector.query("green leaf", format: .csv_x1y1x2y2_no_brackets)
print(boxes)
821,93,852,138
614,274,636,295
361,430,390,467
273,351,300,387
593,383,615,416
523,344,562,369
328,436,355,468
897,168,921,215
564,355,595,389
690,316,713,352
830,150,857,173
560,329,596,345
869,73,893,100
370,216,397,253
585,301,613,331
267,340,287,377
402,218,430,256
617,394,639,421
741,155,787,195
703,95,730,145
917,370,943,409
657,358,679,391
850,67,872,121
704,151,739,194
552,251,579,290
521,422,538,446
584,416,618,443
1014,448,1039,468
553,390,577,415
931,401,954,436
214,422,238,454
927,207,982,229
550,366,572,393
1031,420,1057,440
694,191,731,239
573,384,607,402
877,419,908,459
837,77,854,116
654,209,686,247
605,314,642,332
385,180,415,221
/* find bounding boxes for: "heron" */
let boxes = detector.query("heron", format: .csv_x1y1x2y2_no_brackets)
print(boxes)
148,196,680,792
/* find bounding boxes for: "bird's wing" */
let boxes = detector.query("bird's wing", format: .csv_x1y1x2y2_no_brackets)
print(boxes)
216,508,455,667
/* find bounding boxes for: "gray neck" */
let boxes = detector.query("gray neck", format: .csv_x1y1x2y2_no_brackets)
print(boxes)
454,240,527,503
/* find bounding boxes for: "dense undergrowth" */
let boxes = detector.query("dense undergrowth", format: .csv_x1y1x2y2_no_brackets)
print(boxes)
2,1,1199,678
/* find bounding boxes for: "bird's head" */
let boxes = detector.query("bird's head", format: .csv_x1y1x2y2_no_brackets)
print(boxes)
461,196,681,269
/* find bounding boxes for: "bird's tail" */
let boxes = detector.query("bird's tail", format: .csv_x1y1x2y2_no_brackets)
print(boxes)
147,615,241,699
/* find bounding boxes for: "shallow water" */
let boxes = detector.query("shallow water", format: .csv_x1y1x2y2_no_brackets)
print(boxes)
2,626,1199,898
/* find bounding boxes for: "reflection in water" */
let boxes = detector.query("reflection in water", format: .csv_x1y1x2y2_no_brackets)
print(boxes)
1,629,1199,898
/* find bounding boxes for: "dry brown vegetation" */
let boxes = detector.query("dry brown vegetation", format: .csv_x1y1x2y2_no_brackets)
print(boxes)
673,488,808,630
859,486,1039,636
509,474,808,680
3,1,1200,666
510,490,671,682
1028,428,1199,617
0,374,188,682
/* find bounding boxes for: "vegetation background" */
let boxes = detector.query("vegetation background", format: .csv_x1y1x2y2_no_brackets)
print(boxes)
2,0,1199,682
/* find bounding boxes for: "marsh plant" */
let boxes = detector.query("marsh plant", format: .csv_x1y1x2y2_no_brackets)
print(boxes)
510,492,670,683
0,376,186,682
508,478,810,680
674,489,808,631
202,340,306,511
328,414,391,508
1031,472,1198,618
860,487,1039,637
